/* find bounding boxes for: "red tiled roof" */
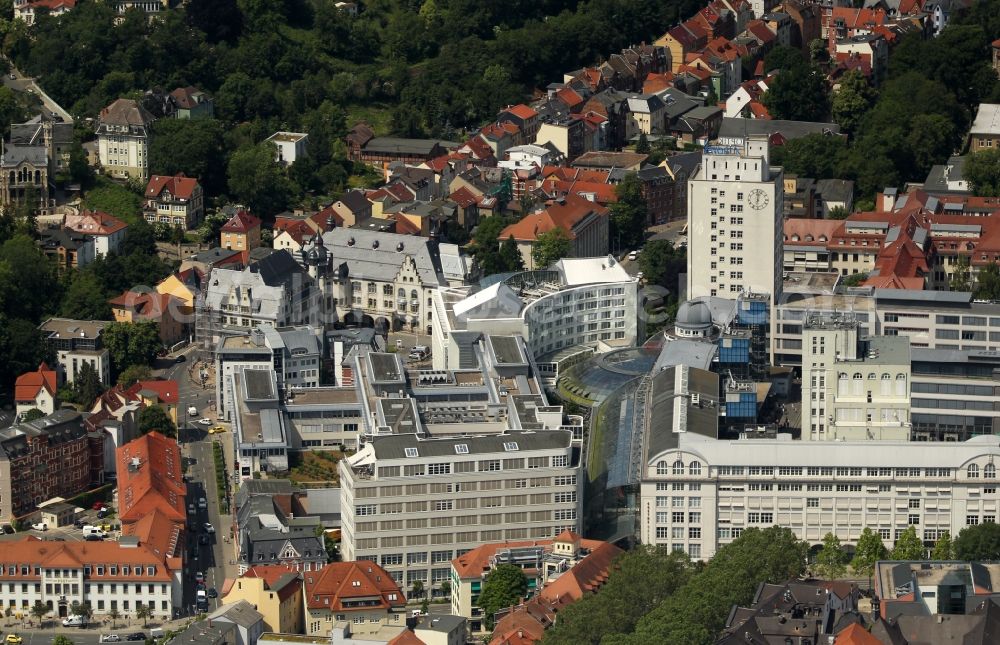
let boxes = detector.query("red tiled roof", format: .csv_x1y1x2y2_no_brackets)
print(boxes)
108,291,178,320
122,508,183,566
499,194,609,243
169,86,205,111
452,536,609,579
450,187,479,208
748,101,771,119
540,179,618,205
145,174,200,200
23,0,75,11
127,379,179,405
240,564,303,602
746,20,777,45
538,542,623,603
0,536,173,581
64,210,128,236
643,72,675,94
555,87,585,110
304,562,405,611
116,431,187,524
387,631,424,645
834,623,882,645
14,362,56,404
784,219,843,247
275,219,317,246
221,209,261,233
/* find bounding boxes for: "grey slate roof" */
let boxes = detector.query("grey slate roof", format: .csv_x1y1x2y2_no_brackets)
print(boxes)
644,365,720,463
815,178,855,203
1,144,47,167
209,600,263,629
315,227,447,286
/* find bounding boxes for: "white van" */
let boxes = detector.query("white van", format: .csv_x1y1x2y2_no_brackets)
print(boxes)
408,345,429,361
82,525,106,538
63,615,88,627
187,406,199,416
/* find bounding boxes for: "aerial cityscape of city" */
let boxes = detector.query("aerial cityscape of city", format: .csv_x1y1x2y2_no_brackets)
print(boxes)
0,0,999,643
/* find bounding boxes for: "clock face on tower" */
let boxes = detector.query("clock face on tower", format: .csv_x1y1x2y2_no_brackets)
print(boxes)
748,189,769,210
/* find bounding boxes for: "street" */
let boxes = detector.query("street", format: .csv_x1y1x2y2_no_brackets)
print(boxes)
1,63,73,122
155,346,233,616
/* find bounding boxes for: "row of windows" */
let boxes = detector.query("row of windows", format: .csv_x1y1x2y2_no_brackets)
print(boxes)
669,465,970,479
377,455,568,477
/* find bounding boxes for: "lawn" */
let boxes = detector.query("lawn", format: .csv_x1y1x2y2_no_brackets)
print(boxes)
287,450,346,487
346,103,394,136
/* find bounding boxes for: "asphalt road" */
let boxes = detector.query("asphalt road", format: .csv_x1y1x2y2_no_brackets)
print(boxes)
0,631,152,645
1,63,73,122
148,346,229,617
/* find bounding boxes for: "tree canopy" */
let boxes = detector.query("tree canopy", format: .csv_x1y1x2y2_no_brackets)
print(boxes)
137,405,177,438
954,522,1000,561
965,149,1000,197
851,527,888,579
531,227,572,269
891,526,925,561
610,173,648,252
102,321,162,374
815,532,847,580
477,564,528,630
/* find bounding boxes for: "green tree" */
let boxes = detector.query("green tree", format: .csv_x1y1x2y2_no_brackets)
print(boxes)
851,527,888,581
610,172,648,252
117,364,152,388
842,272,868,287
931,531,954,560
499,235,524,273
531,227,571,269
149,118,228,195
623,527,808,645
764,45,806,73
137,405,177,438
30,600,48,626
541,548,691,645
102,321,162,372
638,239,684,288
108,606,120,628
21,408,45,422
69,601,92,622
134,602,151,627
815,532,847,579
827,206,849,220
477,564,528,630
61,270,112,321
965,148,1000,197
52,637,73,645
635,132,650,154
891,526,925,561
411,580,424,600
763,63,830,122
809,38,829,64
72,362,104,409
954,522,1000,561
831,70,877,134
950,256,973,292
975,262,1000,301
227,142,295,217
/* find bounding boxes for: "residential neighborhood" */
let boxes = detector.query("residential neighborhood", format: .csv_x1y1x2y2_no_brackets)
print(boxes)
0,0,998,644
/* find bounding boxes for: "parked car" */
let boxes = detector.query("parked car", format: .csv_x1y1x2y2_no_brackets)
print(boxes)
187,504,196,515
195,571,205,584
7,633,22,644
197,418,211,426
74,520,85,529
100,635,122,643
127,634,146,642
198,534,210,545
62,615,88,627
92,501,107,510
31,522,47,531
207,588,217,599
208,426,226,434
197,497,207,509
175,355,186,363
85,534,102,542
203,523,215,534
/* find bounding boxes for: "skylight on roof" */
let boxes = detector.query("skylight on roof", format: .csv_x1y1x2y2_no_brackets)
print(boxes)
454,444,469,454
503,442,520,452
404,447,419,458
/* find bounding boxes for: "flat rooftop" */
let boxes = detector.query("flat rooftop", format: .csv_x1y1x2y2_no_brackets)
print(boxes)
783,271,839,292
971,103,1000,136
40,318,107,339
243,368,277,400
286,388,360,406
490,335,526,365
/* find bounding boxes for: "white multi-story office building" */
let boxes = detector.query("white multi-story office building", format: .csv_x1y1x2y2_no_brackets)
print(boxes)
801,315,911,441
431,256,640,374
640,364,1000,560
687,136,783,301
338,335,583,594
96,99,154,181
